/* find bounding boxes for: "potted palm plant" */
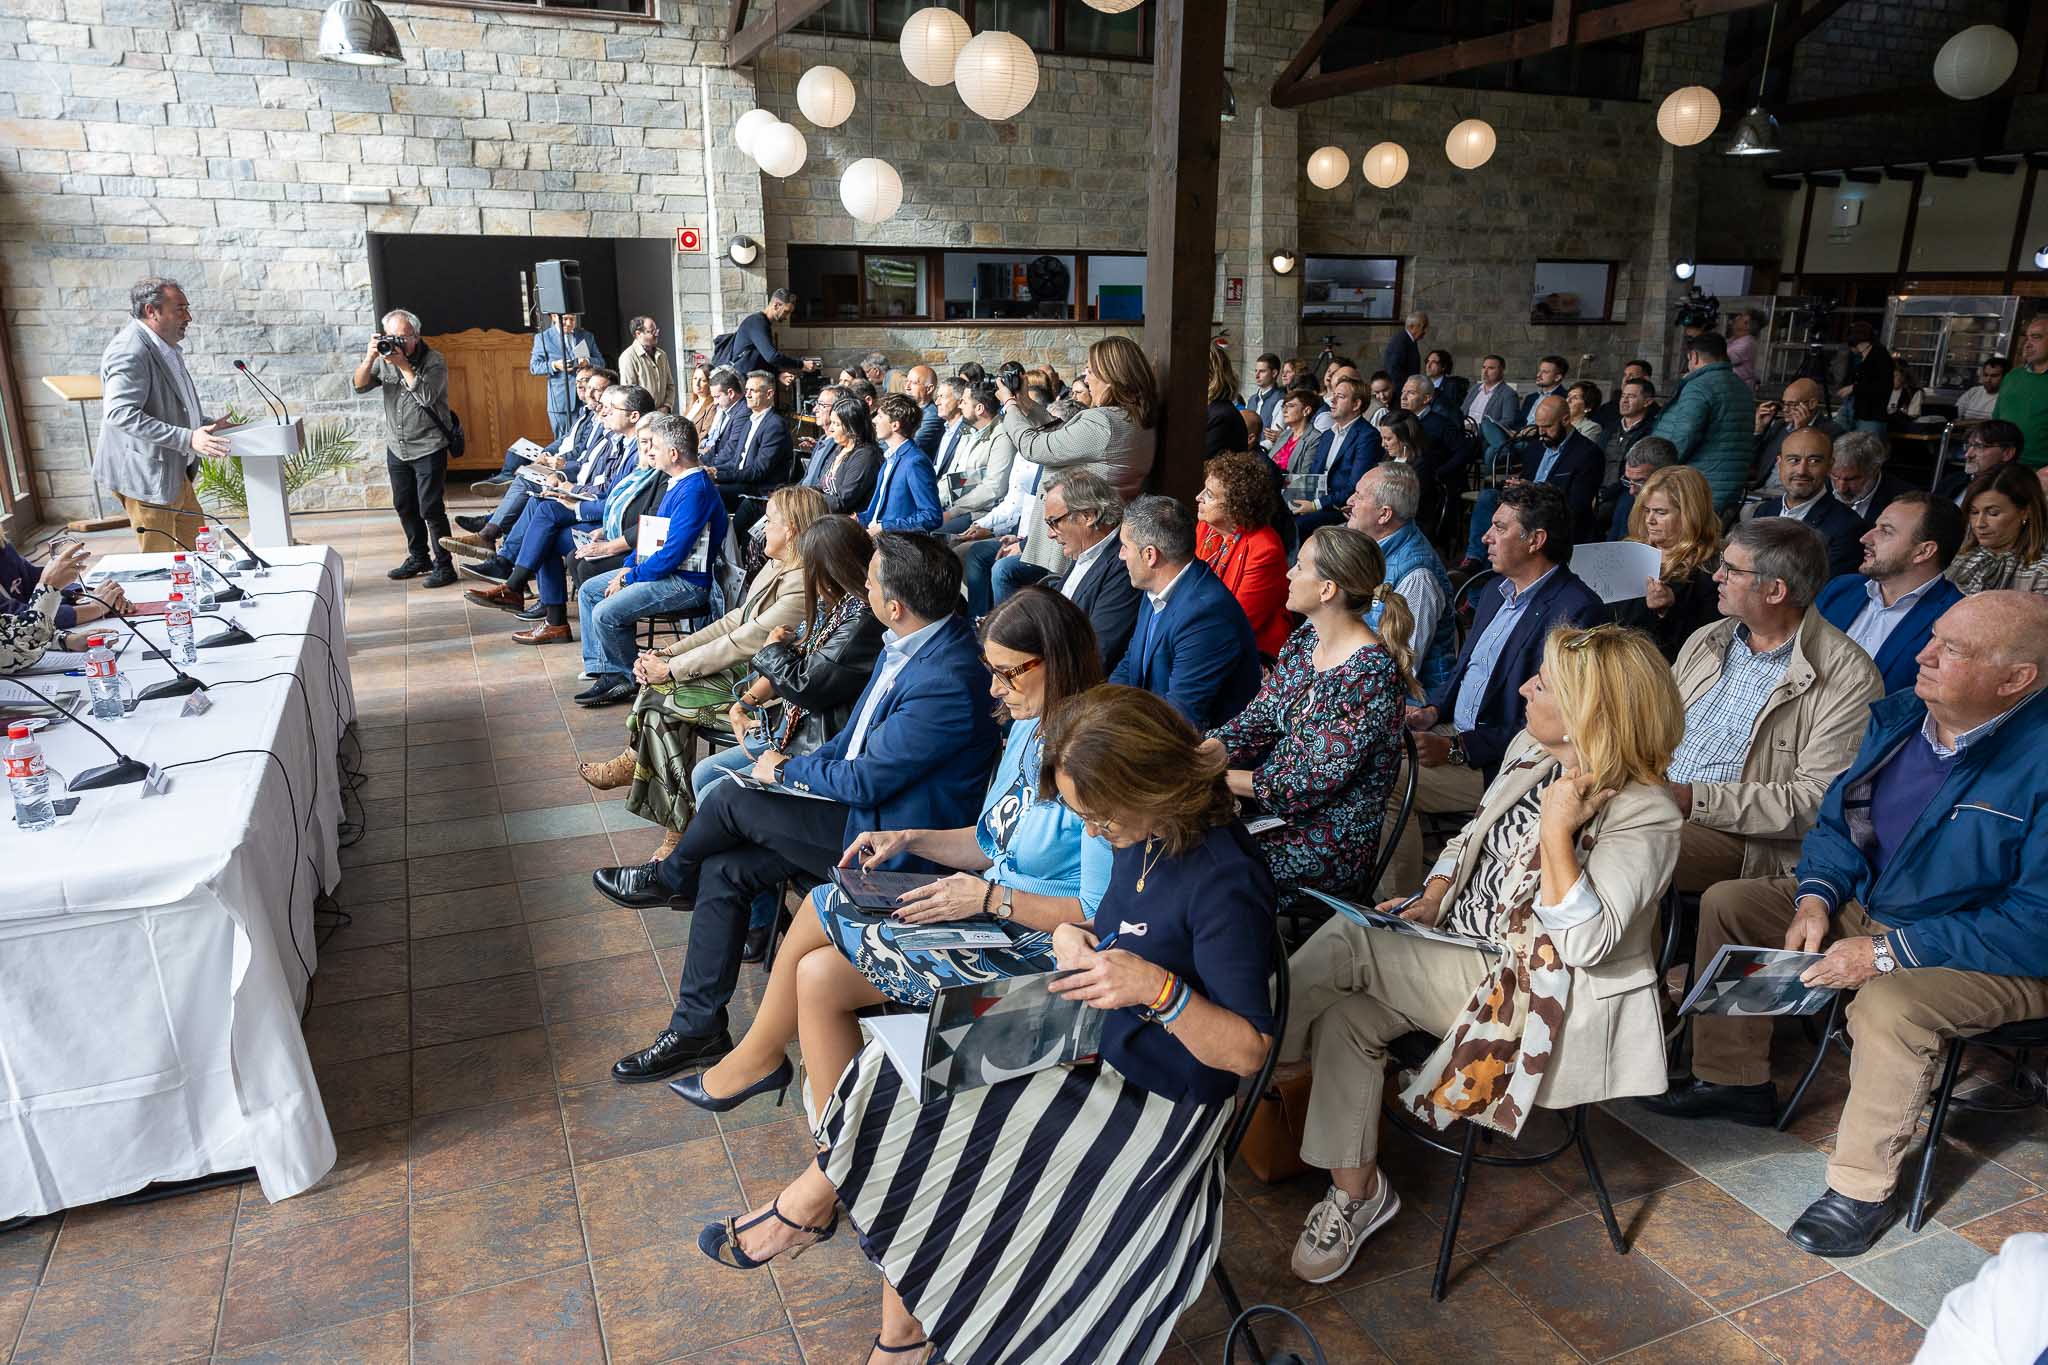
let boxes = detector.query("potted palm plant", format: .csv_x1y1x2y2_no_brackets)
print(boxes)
194,412,365,517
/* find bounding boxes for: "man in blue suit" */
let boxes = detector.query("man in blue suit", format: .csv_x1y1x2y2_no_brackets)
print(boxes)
1108,495,1261,730
1816,492,1967,694
710,371,796,529
1756,428,1868,578
1286,374,1381,540
595,533,999,1082
863,393,943,531
529,312,605,438
905,364,944,457
1380,310,1427,394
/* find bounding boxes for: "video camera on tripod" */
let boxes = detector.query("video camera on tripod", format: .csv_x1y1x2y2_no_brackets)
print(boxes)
1672,286,1720,333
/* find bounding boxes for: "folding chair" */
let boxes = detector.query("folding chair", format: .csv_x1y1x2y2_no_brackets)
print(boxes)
1213,919,1292,1363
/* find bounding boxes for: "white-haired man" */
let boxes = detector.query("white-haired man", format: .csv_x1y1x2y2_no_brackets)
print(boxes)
352,308,458,587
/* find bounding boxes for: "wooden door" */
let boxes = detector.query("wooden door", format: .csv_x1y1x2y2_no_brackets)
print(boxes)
429,328,557,471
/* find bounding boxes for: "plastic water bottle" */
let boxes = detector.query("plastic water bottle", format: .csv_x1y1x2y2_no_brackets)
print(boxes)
165,591,196,665
8,722,56,831
86,635,124,721
170,553,196,600
194,524,217,568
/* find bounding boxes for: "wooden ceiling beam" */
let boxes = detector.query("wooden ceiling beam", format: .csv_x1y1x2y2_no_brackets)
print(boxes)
1714,0,1855,106
727,0,835,68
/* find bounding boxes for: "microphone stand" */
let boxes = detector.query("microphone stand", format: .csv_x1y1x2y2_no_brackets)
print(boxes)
215,522,272,575
82,592,208,701
198,612,256,650
4,675,149,790
121,499,248,601
232,360,287,424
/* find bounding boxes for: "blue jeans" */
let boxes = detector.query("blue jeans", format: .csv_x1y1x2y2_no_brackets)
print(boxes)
577,569,709,681
493,444,535,477
487,478,533,531
692,733,780,933
991,555,1051,604
959,536,1006,617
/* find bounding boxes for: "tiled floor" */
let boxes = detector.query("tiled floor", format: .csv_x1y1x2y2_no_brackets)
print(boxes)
5,501,2046,1363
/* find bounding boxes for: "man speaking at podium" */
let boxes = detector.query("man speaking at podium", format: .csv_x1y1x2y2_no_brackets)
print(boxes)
95,276,232,552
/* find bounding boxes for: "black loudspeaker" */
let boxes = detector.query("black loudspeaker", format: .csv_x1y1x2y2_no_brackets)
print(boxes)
534,258,584,317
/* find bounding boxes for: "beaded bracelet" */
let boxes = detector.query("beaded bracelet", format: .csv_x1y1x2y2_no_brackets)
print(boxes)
981,880,999,917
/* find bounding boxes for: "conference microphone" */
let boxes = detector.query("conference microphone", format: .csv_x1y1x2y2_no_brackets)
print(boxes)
129,496,269,576
81,591,207,701
3,675,149,790
214,521,272,574
198,613,256,649
232,359,289,425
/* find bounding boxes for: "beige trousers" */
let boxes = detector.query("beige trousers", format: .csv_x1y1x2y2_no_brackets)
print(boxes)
1673,822,1748,895
1375,732,1487,899
1691,877,2048,1202
120,480,204,555
1282,912,1493,1173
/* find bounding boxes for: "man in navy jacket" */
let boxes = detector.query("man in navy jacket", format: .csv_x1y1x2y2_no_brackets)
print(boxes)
1755,428,1867,578
710,371,796,530
1107,495,1260,729
1644,592,2048,1257
594,533,998,1082
1380,311,1427,394
1815,492,1967,694
722,288,811,392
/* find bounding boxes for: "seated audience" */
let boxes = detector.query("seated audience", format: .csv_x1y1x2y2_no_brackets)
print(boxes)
475,358,600,493
580,487,825,854
1383,482,1607,893
799,384,840,463
1756,427,1866,577
1666,518,1881,892
1285,623,1684,1282
1613,465,1723,661
937,382,1016,534
861,393,943,533
1198,452,1293,657
1886,362,1925,424
573,415,731,706
1108,495,1262,729
1817,492,1966,693
1268,386,1322,473
700,367,745,461
681,362,716,440
1592,359,1655,431
678,588,1107,1120
1425,347,1468,413
1751,376,1842,503
1207,527,1413,898
927,376,973,495
903,365,943,455
1248,351,1287,437
1364,372,1394,427
1601,434,1677,543
1346,461,1455,696
2,535,120,635
1829,430,1908,527
1948,464,2048,595
1937,419,2023,504
1205,343,1248,456
596,533,1000,1082
1602,375,1658,484
710,371,796,519
1240,406,1264,455
1456,393,1602,573
1031,470,1141,673
696,685,1276,1365
1952,356,2006,424
452,367,612,551
1517,354,1569,422
1463,353,1519,429
0,539,96,674
1286,374,1379,540
1643,592,2048,1257
1396,375,1469,484
808,394,883,517
1654,331,1756,515
1566,380,1605,443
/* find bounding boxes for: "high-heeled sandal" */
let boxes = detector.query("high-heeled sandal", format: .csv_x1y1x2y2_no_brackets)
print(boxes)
697,1196,838,1269
577,749,636,790
870,1335,928,1358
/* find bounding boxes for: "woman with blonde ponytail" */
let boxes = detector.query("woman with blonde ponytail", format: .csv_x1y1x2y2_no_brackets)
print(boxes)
1201,526,1411,897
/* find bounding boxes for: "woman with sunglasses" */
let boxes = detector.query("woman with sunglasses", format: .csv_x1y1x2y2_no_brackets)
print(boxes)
670,586,1109,1122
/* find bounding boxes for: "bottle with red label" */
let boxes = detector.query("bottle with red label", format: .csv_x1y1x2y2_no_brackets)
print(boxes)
7,721,56,830
85,634,131,720
165,591,196,664
170,553,195,599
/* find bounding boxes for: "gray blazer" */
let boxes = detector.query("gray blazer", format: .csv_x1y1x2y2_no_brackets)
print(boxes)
96,320,205,504
1004,401,1156,572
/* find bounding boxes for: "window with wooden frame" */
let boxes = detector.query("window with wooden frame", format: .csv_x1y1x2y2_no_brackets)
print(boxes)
788,246,1147,324
1530,259,1617,324
1300,255,1403,324
800,0,1151,62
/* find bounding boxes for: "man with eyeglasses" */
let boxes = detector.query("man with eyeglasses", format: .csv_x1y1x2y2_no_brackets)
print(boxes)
618,314,675,413
1750,377,1840,506
1993,315,2048,468
1936,419,2023,505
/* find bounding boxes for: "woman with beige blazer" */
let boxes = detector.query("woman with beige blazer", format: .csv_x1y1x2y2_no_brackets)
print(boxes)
580,486,824,858
1281,623,1685,1286
999,336,1159,575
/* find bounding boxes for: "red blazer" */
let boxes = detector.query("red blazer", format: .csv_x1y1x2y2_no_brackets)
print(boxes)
1197,522,1294,657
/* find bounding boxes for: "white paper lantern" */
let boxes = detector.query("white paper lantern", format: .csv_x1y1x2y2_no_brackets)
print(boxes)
840,157,905,224
733,107,777,159
1656,85,1721,147
753,120,807,178
1445,117,1496,171
1934,24,2019,101
954,30,1039,121
900,6,971,86
1080,0,1145,11
796,65,856,128
1361,141,1409,189
1305,145,1350,190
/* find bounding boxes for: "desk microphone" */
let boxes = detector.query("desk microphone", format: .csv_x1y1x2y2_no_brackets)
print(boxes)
121,500,247,601
198,613,256,649
215,521,271,574
3,675,148,790
82,592,208,700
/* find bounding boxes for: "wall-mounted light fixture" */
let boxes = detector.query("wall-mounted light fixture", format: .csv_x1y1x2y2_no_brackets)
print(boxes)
1271,251,1297,275
728,235,761,267
1673,259,1697,280
2035,244,2048,270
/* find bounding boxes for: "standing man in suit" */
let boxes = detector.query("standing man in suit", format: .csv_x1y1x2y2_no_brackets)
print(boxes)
723,288,814,401
1817,492,1967,694
1040,471,1141,674
529,312,604,439
1381,311,1428,394
1756,428,1867,578
1107,495,1260,729
903,365,944,457
353,308,459,587
96,277,231,553
709,371,794,518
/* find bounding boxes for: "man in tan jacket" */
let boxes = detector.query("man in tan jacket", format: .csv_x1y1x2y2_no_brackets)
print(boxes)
1666,517,1883,891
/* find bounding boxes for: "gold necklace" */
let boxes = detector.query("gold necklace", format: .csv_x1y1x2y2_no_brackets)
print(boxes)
1135,837,1166,893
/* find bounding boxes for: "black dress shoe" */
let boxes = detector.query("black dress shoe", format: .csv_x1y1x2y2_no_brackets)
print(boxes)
575,677,636,708
740,922,773,964
515,601,547,621
458,556,513,584
422,561,457,589
387,557,427,580
1787,1189,1896,1257
455,514,490,533
1635,1075,1778,1126
669,1056,795,1112
592,862,689,910
612,1028,734,1083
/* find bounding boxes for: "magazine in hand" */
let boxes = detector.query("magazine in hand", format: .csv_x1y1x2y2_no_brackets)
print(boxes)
1299,887,1502,956
829,865,947,911
509,437,549,463
1679,945,1837,1018
862,968,1102,1104
722,770,838,801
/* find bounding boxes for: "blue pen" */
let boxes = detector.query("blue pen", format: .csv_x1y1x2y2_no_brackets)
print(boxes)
1092,930,1119,954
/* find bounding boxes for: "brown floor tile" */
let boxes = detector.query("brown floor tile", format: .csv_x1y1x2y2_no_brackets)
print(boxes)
1174,1210,1323,1340
311,942,409,1005
537,950,671,1022
1729,1273,1925,1364
410,1026,556,1117
488,709,574,739
1184,1297,1391,1364
590,1233,790,1365
498,777,597,815
789,1301,899,1365
408,717,489,745
323,896,409,952
42,1183,239,1283
1550,1107,1701,1204
408,738,495,770
405,813,508,858
574,1136,744,1263
411,970,545,1046
1339,1257,1579,1363
411,1264,606,1365
340,827,408,868
558,1079,721,1165
410,925,535,990
1475,1211,1713,1357
527,907,652,969
1236,1168,1444,1290
769,1233,884,1329
410,883,524,939
0,1218,57,1293
0,1288,29,1360
1374,1119,1585,1250
405,761,497,796
1956,1193,2048,1251
336,861,408,906
304,990,412,1067
510,832,618,882
216,1206,409,1352
1608,1317,1779,1363
519,871,617,922
410,1092,570,1201
405,785,503,825
1616,1178,1829,1312
314,1051,413,1132
237,1122,409,1237
547,1005,679,1088
10,1244,227,1364
411,1169,586,1302
727,1117,823,1206
663,1328,805,1363
407,845,518,897
213,1307,411,1363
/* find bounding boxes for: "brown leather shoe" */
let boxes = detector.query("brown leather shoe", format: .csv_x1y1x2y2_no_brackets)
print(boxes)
441,531,496,562
512,622,572,645
464,583,528,613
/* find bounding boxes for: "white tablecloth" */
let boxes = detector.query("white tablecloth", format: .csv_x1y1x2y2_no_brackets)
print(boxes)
0,547,352,1217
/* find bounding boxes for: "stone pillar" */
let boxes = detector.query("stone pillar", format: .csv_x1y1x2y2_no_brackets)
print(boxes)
1243,103,1302,362
688,65,770,361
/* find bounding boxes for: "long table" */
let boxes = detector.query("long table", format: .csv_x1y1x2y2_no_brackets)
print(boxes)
0,547,352,1218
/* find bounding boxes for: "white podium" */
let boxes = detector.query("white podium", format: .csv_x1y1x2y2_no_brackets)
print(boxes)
219,418,303,549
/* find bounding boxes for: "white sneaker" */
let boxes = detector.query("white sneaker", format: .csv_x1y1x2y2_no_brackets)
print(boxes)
1290,1177,1401,1284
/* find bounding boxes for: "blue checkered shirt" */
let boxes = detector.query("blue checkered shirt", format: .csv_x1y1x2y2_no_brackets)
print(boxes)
1668,626,1797,784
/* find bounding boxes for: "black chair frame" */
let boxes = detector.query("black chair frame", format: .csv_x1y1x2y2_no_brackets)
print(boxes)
1278,729,1421,947
1773,991,1851,1132
1448,569,1498,650
1214,920,1292,1364
1905,1017,2048,1232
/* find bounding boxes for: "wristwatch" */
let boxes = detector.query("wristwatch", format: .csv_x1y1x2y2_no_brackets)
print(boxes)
1872,934,1897,975
1445,735,1469,769
994,885,1015,921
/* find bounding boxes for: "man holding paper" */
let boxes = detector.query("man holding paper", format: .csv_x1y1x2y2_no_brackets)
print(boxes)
529,311,604,438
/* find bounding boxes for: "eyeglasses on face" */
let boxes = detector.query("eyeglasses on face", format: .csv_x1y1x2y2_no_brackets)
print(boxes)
1043,509,1076,531
980,655,1043,691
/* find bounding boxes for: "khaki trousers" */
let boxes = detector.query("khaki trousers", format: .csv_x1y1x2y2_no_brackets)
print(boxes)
120,480,204,555
1375,732,1487,899
1692,877,2048,1202
1673,823,1748,895
1282,912,1492,1173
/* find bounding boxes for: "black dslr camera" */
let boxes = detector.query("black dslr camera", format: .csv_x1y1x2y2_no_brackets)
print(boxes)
373,333,402,356
1672,287,1720,332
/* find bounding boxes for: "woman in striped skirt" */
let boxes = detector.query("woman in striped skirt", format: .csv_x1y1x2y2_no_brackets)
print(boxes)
696,687,1279,1364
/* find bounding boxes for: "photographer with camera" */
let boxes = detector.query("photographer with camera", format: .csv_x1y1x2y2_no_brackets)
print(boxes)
353,308,458,588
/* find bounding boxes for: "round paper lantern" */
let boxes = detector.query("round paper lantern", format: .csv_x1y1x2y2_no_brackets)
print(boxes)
900,6,971,86
1361,141,1409,189
1933,24,2019,101
1305,145,1350,190
1445,117,1496,171
753,120,808,178
796,64,856,128
1079,0,1145,11
840,157,905,224
733,107,777,159
953,30,1039,121
1656,85,1721,147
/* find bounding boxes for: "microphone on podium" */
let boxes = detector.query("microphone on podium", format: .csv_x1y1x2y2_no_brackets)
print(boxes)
2,675,149,790
232,359,290,425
